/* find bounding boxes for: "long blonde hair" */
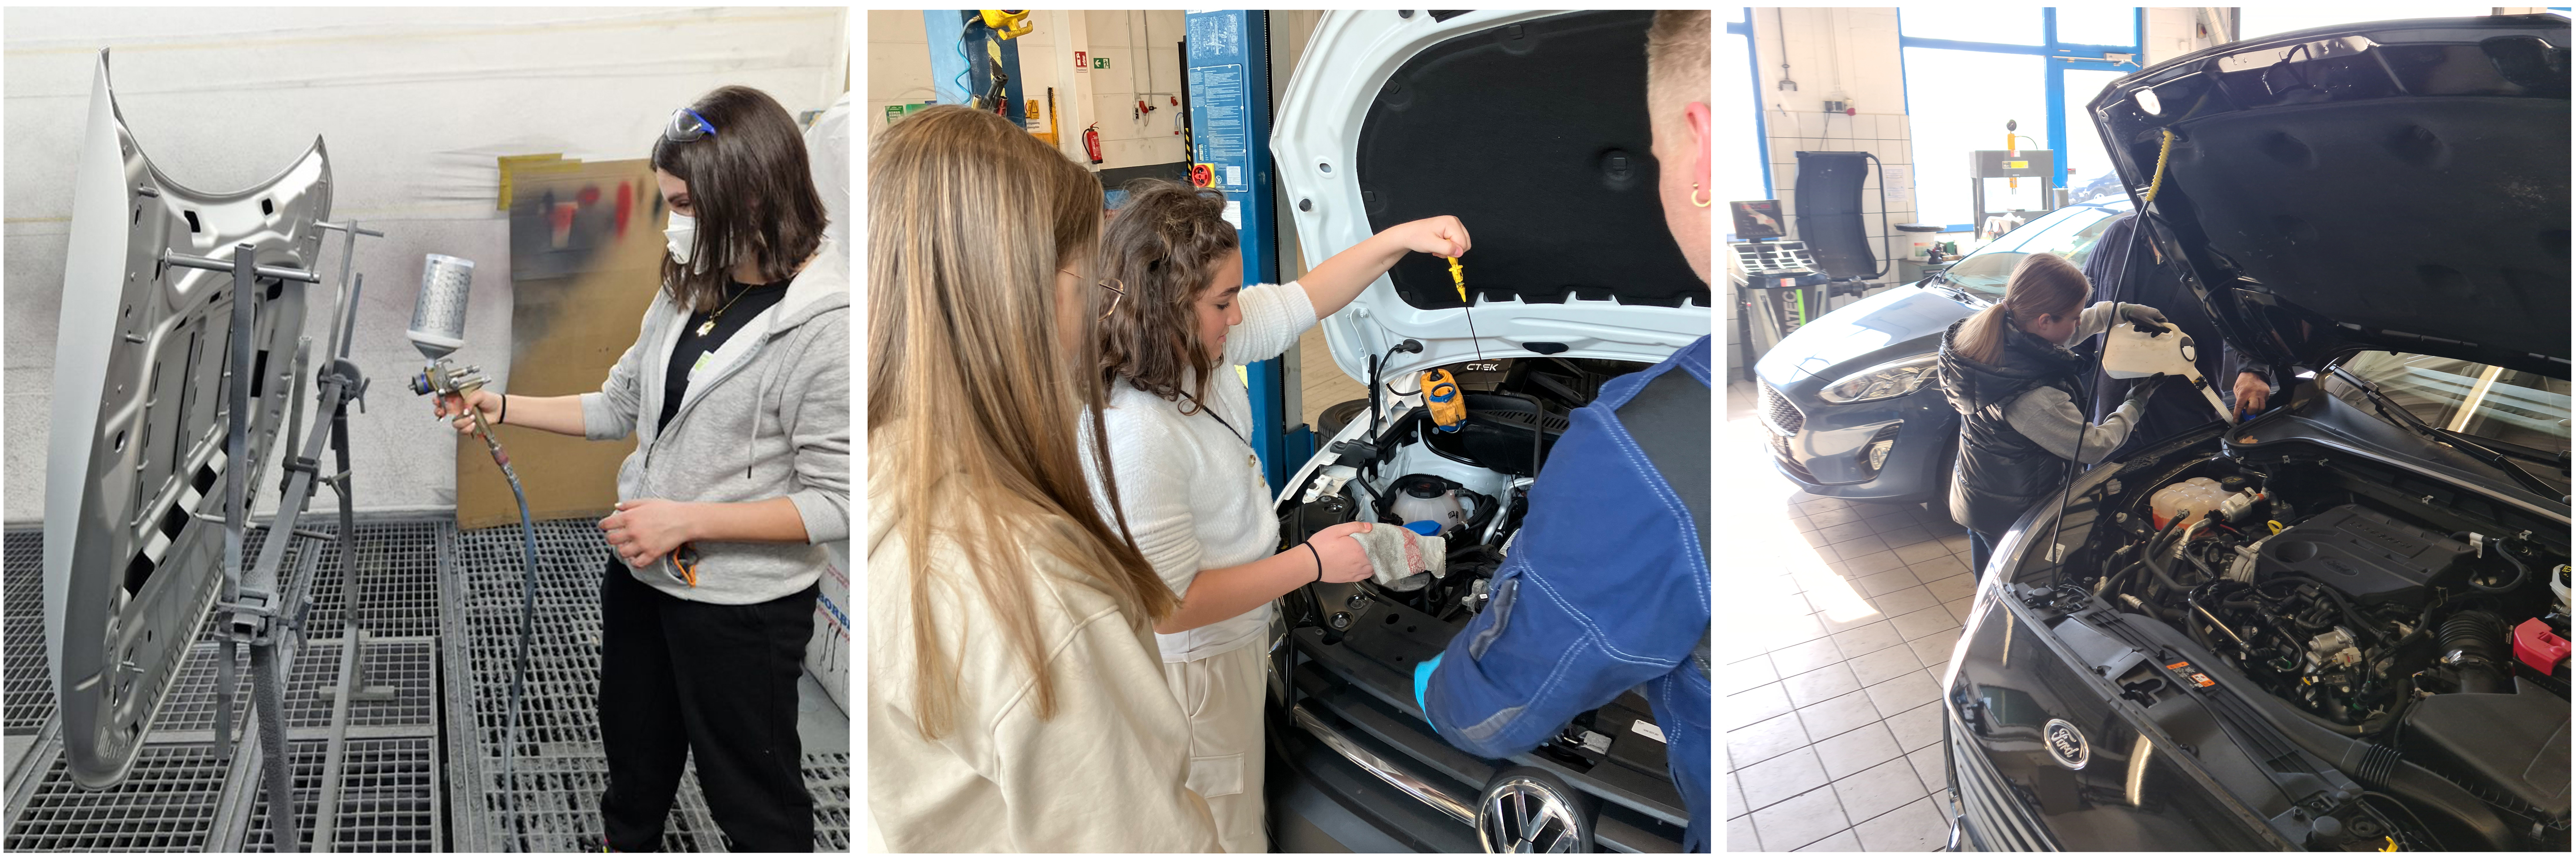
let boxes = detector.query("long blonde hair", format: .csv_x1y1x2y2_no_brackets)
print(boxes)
1952,251,2091,365
868,106,1175,739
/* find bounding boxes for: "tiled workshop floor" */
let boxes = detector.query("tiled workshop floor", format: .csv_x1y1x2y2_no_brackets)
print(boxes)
1719,378,1968,852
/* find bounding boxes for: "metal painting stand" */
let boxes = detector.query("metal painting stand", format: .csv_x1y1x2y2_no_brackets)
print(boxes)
172,220,381,852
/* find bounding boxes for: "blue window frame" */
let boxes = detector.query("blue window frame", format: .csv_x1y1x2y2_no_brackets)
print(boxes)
1723,8,1769,200
1899,8,2143,232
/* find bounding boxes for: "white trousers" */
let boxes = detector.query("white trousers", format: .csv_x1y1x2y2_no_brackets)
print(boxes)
1161,639,1270,853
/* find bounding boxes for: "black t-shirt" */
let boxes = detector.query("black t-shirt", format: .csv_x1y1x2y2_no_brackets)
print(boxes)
660,279,789,434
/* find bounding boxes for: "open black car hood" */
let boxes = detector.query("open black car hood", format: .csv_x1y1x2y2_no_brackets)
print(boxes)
2088,15,2569,377
1275,9,1710,380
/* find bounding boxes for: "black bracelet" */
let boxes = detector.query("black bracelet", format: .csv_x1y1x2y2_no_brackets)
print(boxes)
497,394,508,426
1304,542,1324,583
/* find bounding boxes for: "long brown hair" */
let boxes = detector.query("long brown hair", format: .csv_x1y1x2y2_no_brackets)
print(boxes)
1952,251,2091,365
1097,179,1239,412
868,106,1171,739
653,85,830,312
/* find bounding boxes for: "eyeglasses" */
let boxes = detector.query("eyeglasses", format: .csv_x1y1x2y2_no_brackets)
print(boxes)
1062,269,1125,320
664,108,718,143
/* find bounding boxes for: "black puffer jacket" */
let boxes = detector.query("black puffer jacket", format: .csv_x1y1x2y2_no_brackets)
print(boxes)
1938,316,2089,538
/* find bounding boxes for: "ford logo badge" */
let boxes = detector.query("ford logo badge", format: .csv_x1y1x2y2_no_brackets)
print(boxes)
2044,719,2090,770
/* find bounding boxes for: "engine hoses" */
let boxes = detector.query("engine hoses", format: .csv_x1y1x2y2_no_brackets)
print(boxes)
2452,532,2534,594
2142,516,2192,595
2440,610,2509,694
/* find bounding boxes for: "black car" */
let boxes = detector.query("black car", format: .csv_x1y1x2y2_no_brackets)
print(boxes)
1942,16,2570,852
1263,9,1704,852
1755,201,2133,506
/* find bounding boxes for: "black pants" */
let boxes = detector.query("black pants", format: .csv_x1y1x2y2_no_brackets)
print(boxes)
1967,529,1996,578
598,560,817,851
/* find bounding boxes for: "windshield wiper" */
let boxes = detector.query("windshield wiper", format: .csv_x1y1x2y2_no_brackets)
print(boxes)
2326,366,2563,498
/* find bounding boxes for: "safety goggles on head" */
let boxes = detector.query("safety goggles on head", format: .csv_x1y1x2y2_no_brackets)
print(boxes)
664,108,718,143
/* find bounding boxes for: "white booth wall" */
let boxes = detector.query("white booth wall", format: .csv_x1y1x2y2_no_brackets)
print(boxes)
2,7,850,521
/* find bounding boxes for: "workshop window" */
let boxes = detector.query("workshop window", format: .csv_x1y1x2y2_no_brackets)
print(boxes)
1899,9,2142,232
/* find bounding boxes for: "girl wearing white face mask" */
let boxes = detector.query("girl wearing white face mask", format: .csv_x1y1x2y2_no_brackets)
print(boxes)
432,86,849,851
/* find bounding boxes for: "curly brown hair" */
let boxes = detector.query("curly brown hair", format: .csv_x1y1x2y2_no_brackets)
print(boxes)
1096,179,1240,413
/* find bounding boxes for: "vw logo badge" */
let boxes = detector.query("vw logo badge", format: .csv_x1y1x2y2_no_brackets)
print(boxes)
2044,719,2090,770
1477,776,1583,852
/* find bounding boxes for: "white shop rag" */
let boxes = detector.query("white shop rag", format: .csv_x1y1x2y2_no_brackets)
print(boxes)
1348,526,1446,591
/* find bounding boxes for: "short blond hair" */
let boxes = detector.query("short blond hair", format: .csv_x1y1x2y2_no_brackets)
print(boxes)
1646,10,1711,113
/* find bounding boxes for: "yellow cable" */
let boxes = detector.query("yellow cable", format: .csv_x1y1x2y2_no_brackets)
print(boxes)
2143,129,2178,202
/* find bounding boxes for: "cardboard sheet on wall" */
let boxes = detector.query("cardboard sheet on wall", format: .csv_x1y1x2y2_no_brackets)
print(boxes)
456,158,662,529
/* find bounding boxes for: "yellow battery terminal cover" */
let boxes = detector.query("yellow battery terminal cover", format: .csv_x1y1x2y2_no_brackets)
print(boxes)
1423,368,1466,432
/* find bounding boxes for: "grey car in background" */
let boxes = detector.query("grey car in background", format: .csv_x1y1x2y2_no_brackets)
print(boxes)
1753,201,2132,507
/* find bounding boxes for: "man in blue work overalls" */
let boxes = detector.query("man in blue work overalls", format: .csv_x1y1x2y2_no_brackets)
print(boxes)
1411,15,1715,850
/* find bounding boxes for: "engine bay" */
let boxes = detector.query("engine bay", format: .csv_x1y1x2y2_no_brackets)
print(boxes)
1272,355,1666,774
2054,440,2572,845
1279,355,1639,623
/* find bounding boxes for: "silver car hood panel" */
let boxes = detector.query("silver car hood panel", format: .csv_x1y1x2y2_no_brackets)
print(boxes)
45,51,328,787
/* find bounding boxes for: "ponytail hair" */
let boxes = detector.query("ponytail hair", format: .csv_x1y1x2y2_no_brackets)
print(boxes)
1951,252,2091,365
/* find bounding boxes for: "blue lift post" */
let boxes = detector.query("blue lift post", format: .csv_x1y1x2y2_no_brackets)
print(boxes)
1185,10,1311,491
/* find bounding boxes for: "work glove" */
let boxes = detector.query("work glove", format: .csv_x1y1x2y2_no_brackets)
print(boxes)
2124,373,2165,409
1347,525,1447,591
2117,303,2172,332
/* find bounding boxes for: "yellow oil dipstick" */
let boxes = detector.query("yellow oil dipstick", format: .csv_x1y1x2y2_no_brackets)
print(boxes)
1447,254,1485,363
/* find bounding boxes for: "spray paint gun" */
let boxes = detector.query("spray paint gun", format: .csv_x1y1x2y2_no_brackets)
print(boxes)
401,252,545,840
403,255,513,467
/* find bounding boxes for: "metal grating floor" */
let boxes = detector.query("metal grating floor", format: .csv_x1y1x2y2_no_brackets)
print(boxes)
147,637,439,737
297,522,446,639
4,530,51,734
6,519,847,851
5,743,230,851
441,520,853,851
242,737,441,852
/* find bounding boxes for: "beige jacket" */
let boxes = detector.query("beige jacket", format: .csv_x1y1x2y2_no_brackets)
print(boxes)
867,499,1220,852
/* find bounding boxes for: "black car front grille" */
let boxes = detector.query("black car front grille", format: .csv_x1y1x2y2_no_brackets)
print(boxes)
1761,385,1806,436
1948,712,2061,851
1770,432,1817,482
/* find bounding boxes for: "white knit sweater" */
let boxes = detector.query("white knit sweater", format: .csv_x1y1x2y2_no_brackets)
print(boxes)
1088,281,1319,662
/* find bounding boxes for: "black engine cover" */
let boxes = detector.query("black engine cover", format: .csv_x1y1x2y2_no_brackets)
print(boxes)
2256,504,2469,602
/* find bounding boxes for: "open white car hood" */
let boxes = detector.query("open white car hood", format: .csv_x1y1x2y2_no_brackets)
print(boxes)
1274,9,1709,382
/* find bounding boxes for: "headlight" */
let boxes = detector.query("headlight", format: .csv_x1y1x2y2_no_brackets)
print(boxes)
1819,355,1941,403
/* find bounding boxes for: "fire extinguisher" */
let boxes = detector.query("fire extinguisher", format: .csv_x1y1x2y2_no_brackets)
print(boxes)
1081,123,1104,165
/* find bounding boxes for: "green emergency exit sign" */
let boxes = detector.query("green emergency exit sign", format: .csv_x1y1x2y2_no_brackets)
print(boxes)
1093,57,1109,69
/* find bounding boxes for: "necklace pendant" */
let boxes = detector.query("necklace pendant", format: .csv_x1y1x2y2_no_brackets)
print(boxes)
696,320,716,337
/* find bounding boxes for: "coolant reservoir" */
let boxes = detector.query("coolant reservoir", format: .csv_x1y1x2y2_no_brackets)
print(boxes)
1390,474,1467,536
2151,477,2230,529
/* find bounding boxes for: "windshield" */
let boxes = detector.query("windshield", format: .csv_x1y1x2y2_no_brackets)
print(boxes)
2330,352,2571,477
1939,205,2128,299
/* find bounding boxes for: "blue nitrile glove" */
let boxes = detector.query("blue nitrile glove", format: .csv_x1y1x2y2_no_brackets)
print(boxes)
1413,653,1443,734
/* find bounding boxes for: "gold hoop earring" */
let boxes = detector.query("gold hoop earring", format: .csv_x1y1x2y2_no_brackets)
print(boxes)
1690,182,1711,208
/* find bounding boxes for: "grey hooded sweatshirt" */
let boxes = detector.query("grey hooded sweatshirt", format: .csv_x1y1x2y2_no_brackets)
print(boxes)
578,239,851,604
